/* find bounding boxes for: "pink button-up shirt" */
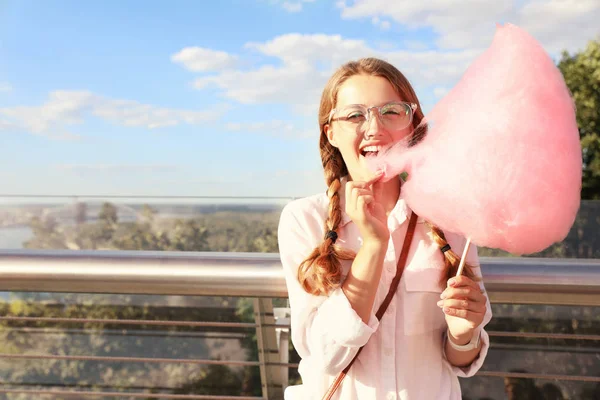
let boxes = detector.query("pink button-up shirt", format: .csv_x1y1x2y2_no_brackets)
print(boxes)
278,186,492,400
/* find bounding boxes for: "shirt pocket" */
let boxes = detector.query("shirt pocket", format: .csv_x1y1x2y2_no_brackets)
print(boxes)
402,267,446,336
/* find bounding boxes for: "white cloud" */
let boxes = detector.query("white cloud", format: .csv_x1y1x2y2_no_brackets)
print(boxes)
0,82,12,93
188,33,479,112
402,40,429,51
225,120,316,139
337,0,511,45
0,119,16,130
180,1,597,117
192,34,373,109
518,0,600,53
247,33,368,64
371,16,390,31
194,62,323,105
282,2,302,12
271,0,316,13
0,91,229,138
188,33,371,110
171,47,238,72
336,0,600,53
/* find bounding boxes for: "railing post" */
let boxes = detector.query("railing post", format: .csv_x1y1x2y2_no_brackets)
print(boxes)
274,307,291,389
254,298,284,400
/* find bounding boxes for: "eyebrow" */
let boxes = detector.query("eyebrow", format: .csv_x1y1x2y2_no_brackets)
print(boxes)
335,100,404,108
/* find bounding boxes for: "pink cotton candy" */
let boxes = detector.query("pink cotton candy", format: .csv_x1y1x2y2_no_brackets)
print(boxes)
368,23,582,255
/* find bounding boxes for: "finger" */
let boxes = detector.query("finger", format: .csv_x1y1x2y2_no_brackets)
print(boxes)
441,286,486,302
365,171,383,187
351,188,372,198
347,172,382,190
356,195,374,214
345,184,361,211
345,181,352,212
348,181,375,190
351,188,372,212
437,298,486,313
448,275,484,292
441,307,485,321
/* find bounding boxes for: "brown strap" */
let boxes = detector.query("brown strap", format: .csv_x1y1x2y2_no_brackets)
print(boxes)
321,212,419,400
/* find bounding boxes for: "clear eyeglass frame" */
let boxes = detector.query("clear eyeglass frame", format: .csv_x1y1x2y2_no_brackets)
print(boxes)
328,101,418,133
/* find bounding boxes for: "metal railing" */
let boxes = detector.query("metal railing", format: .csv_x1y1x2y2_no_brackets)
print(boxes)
2,250,600,304
1,250,600,399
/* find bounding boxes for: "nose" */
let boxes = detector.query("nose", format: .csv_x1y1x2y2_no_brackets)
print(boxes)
363,110,385,138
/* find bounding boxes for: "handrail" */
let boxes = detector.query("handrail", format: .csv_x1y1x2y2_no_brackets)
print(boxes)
1,250,600,305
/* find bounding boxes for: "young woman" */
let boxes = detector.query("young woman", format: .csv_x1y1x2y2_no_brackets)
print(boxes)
278,57,492,400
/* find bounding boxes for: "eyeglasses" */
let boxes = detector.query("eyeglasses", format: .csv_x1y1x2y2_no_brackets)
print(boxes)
328,101,417,134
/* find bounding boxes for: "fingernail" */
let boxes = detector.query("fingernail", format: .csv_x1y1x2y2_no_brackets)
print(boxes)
436,300,444,307
440,291,447,299
443,307,452,314
448,278,456,287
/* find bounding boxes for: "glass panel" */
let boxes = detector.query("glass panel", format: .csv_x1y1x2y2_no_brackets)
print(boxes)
0,292,265,397
0,196,292,253
284,303,600,399
2,198,598,257
460,303,600,400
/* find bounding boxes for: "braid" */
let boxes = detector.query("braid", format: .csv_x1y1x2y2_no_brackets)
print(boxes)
298,148,355,296
324,149,344,231
428,223,480,286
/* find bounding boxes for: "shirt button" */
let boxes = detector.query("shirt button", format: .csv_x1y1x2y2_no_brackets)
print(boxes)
387,393,397,400
384,347,393,356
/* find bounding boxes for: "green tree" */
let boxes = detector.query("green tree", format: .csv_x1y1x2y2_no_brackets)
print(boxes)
74,201,88,225
140,204,157,223
558,38,600,200
110,222,170,250
24,216,67,249
169,219,209,251
99,202,118,225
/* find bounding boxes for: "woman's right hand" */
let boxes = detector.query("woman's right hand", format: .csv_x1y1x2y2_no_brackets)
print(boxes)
345,172,389,245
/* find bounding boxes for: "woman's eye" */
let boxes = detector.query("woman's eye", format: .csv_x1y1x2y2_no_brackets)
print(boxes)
346,112,365,121
382,106,404,116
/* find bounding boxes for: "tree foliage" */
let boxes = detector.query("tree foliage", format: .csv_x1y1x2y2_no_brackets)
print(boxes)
558,38,600,200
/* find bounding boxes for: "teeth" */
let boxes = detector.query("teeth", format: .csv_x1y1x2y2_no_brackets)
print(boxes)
362,145,382,152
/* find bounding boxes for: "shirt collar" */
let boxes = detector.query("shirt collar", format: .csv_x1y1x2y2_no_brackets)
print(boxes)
337,175,410,231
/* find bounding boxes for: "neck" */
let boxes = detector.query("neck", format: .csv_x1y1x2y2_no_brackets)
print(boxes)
373,177,401,215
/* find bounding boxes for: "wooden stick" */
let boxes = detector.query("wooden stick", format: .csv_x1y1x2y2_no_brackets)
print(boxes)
456,237,472,276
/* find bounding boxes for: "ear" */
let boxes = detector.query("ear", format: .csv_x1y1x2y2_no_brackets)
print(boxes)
325,124,338,148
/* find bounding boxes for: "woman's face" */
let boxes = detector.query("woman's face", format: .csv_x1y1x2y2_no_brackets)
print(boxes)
325,74,413,182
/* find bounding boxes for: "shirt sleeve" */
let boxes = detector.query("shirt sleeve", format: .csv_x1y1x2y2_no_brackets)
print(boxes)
443,238,493,378
278,202,380,376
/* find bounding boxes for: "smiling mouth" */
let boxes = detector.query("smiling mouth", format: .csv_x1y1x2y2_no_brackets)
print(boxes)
360,144,387,158
361,150,379,157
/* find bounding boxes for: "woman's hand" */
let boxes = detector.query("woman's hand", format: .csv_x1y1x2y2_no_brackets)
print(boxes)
437,275,487,343
344,172,389,244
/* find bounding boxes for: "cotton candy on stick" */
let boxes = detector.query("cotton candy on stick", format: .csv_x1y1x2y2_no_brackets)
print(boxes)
369,23,582,262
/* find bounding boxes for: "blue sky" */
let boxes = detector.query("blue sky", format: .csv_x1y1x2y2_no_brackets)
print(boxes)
1,0,599,199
